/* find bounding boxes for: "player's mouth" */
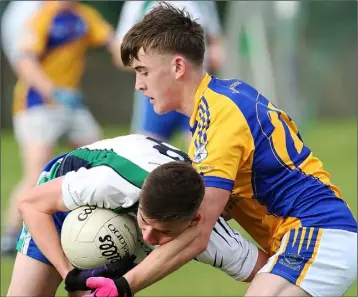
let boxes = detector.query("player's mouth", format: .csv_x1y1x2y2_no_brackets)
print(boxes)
149,97,154,103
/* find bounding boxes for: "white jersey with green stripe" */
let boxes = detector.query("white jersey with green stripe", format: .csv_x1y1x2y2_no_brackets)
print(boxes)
57,134,190,211
37,134,260,281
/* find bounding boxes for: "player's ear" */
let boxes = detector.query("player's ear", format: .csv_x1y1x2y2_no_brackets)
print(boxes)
189,213,201,227
172,55,186,79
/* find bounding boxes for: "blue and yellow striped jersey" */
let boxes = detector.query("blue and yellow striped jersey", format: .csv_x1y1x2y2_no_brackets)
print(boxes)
188,73,357,255
13,2,113,114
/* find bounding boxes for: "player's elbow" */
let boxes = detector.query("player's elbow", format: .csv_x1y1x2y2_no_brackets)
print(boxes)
15,54,34,70
17,192,31,216
14,55,37,80
17,188,47,216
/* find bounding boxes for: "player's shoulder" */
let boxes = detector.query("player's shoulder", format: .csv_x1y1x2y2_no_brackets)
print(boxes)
204,75,264,115
83,134,166,155
1,1,44,47
22,2,58,26
81,134,146,150
3,1,44,17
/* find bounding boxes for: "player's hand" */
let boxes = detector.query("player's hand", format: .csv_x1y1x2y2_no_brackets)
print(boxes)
52,87,83,109
84,277,132,297
65,254,136,292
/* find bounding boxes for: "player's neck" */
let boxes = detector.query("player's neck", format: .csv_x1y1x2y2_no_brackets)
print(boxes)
178,69,206,117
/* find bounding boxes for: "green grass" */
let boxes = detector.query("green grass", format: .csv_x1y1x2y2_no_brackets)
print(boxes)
1,119,357,296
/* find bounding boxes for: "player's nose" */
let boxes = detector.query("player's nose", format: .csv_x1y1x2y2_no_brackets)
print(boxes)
142,229,158,246
135,74,146,91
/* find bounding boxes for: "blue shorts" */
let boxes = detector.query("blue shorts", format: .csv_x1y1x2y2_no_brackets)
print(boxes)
16,211,69,264
16,154,70,264
131,90,189,140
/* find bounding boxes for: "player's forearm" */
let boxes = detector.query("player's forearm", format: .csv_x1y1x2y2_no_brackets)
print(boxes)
17,177,71,278
18,205,72,278
124,226,209,294
107,39,124,69
125,188,230,293
15,56,56,99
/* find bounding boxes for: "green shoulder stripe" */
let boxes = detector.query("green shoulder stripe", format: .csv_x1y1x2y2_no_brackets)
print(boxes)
37,162,62,185
69,148,148,189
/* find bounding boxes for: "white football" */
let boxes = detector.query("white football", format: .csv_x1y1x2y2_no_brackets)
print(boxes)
61,206,138,269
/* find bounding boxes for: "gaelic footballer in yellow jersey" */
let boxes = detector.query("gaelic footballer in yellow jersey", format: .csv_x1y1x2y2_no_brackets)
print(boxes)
105,4,357,297
13,1,113,114
188,73,357,289
189,73,356,254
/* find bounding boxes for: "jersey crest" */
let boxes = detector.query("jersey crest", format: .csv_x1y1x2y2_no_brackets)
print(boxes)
193,141,208,163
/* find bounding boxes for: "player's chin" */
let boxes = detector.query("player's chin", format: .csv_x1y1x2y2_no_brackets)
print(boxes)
153,104,168,115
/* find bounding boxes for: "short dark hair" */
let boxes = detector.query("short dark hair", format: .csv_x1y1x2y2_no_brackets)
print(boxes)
140,161,205,222
121,2,205,67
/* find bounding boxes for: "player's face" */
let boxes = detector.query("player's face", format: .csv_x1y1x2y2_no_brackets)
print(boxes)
132,48,185,115
137,209,198,246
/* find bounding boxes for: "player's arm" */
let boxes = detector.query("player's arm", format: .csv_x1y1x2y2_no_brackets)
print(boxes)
17,176,71,278
16,56,56,99
119,187,231,294
14,11,57,99
196,216,268,282
18,166,141,279
83,5,123,69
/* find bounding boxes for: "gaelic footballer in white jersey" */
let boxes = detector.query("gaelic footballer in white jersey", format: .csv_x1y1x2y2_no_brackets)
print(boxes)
17,134,259,282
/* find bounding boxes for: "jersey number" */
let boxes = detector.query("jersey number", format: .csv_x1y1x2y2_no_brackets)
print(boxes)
146,137,191,163
256,98,310,169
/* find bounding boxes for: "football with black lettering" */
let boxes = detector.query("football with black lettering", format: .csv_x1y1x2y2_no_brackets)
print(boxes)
60,206,137,269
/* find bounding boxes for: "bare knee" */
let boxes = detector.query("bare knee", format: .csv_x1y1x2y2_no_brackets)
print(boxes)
7,252,62,297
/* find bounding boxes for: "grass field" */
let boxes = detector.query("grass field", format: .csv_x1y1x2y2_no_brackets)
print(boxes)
1,118,357,296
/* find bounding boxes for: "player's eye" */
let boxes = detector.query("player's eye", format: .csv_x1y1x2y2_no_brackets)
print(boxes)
160,230,172,236
141,72,148,77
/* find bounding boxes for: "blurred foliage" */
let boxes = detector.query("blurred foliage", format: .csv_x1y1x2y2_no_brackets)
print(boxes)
83,1,124,27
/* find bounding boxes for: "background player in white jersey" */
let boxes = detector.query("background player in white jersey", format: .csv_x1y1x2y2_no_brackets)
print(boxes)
114,1,225,145
9,134,267,297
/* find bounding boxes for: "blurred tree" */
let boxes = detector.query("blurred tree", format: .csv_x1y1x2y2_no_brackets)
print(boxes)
82,1,123,26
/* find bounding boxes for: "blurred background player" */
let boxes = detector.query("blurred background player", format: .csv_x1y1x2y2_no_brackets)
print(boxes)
0,1,118,255
114,1,225,147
